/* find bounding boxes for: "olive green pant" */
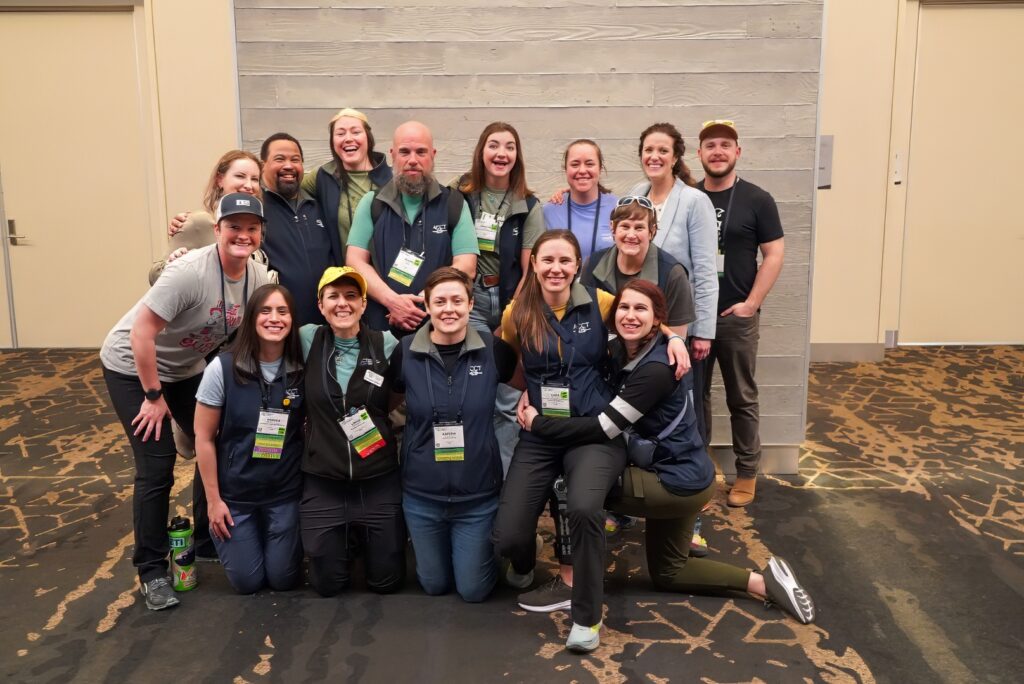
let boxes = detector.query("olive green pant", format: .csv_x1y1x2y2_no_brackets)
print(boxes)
610,467,750,594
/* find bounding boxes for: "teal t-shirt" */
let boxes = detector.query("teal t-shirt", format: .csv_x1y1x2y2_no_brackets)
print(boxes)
300,324,399,392
347,190,479,256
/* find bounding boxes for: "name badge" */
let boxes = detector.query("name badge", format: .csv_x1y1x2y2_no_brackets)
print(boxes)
339,406,386,458
716,250,725,277
388,247,424,287
364,369,385,387
253,409,288,460
541,385,571,418
433,422,465,462
475,211,500,252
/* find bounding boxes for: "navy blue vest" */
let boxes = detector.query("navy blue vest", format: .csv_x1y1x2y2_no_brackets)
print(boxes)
399,327,503,502
520,285,613,437
216,352,304,508
366,186,458,332
466,192,539,312
581,245,682,295
313,153,393,247
619,337,715,495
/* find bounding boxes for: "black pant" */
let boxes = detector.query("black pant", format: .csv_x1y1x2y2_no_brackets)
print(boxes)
300,470,406,596
103,367,211,582
493,435,626,627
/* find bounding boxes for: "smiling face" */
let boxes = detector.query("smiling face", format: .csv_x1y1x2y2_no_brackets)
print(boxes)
318,280,365,335
564,142,602,197
613,215,654,260
482,130,517,187
217,158,261,196
262,139,304,199
531,237,579,298
615,288,657,343
641,132,677,183
698,136,741,179
332,116,371,171
214,213,263,261
426,280,472,339
255,291,292,344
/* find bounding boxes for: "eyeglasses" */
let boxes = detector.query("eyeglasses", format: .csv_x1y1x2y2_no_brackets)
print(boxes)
702,119,735,129
616,195,654,210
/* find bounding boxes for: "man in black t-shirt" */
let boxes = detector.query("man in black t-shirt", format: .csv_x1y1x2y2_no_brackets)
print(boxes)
696,120,785,507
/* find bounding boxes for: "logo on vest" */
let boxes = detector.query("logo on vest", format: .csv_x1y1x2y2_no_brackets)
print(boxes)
468,365,483,376
432,224,448,234
513,227,519,236
285,388,301,402
573,322,592,335
316,219,325,228
359,358,374,367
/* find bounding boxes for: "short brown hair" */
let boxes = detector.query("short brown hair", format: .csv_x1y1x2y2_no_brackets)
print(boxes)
424,267,473,301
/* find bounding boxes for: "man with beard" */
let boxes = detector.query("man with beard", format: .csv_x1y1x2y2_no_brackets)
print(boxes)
347,121,478,334
260,133,339,325
696,120,784,507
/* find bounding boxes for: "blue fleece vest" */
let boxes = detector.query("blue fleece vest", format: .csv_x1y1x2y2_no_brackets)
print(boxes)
581,244,683,295
399,327,503,502
313,153,392,246
622,338,715,495
216,352,304,508
520,286,612,432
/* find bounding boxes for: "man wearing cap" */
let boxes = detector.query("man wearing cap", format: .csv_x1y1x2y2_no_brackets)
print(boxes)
346,121,478,334
100,193,272,610
259,133,339,326
696,120,785,507
298,266,407,597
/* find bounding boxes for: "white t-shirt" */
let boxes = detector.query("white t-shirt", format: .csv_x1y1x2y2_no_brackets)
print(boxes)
195,356,283,407
100,245,270,381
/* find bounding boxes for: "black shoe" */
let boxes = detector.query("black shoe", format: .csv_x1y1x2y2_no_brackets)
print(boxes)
517,576,572,613
763,556,815,624
140,576,180,611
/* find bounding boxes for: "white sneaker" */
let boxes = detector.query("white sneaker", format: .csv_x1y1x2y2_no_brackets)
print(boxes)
763,556,815,624
565,622,601,653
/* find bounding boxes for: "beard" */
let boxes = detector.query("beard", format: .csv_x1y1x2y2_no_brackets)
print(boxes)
275,174,301,199
701,159,737,179
396,171,432,196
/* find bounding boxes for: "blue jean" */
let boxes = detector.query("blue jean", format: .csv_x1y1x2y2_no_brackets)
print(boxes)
469,280,521,477
211,498,302,594
403,492,499,603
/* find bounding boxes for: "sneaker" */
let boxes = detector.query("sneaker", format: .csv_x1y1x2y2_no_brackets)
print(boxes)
503,561,534,590
762,556,815,624
140,576,180,611
565,622,601,653
518,575,572,613
689,517,708,557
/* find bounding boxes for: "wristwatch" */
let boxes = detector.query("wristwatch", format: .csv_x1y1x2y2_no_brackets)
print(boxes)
144,387,163,402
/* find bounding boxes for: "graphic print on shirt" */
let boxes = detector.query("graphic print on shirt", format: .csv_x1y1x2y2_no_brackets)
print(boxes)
179,300,241,355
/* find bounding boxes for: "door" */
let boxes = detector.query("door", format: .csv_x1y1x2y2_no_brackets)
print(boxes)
898,3,1024,344
0,10,152,348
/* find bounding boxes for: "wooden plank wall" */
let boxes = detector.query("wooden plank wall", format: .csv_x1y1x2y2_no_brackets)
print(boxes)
234,0,822,458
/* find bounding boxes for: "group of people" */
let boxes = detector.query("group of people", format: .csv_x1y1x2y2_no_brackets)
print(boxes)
100,108,813,654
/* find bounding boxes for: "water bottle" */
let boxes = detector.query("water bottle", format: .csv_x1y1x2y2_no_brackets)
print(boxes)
168,515,197,591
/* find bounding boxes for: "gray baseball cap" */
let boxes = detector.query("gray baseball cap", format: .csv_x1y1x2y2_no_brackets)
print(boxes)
216,193,265,222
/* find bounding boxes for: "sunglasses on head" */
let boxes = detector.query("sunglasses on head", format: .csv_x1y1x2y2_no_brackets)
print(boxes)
616,195,654,210
702,119,735,129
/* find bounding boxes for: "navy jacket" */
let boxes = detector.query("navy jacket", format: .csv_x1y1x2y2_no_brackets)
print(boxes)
399,325,503,502
313,152,393,246
216,351,304,508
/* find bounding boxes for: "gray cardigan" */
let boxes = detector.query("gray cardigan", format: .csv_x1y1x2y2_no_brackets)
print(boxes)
629,178,719,340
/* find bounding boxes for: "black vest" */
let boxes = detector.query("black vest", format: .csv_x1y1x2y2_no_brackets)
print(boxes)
313,152,393,247
466,192,539,312
399,326,503,502
302,325,397,481
520,285,613,438
216,352,304,507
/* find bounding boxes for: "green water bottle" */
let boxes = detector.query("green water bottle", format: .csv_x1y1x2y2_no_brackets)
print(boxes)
168,515,197,592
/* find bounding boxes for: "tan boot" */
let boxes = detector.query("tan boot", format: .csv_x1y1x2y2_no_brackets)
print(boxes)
728,476,757,507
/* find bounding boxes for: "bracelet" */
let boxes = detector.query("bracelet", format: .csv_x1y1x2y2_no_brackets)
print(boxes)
667,335,684,343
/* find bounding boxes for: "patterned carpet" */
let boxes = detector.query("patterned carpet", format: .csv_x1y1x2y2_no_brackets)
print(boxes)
0,347,1021,683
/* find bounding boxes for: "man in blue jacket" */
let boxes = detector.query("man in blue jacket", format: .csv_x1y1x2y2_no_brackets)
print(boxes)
260,133,340,326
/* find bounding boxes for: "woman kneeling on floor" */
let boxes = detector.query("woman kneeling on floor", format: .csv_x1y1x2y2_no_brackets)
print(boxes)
518,279,815,650
394,267,520,602
194,284,305,594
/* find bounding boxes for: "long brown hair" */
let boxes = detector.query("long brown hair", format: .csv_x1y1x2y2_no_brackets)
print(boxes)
202,150,262,214
229,284,303,385
329,114,377,189
608,279,668,357
563,139,612,195
511,230,582,353
638,123,698,188
459,122,533,198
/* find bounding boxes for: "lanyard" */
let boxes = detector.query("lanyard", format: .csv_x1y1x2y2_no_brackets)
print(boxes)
401,196,428,255
424,349,470,423
320,328,379,417
485,188,511,222
257,362,286,410
541,306,578,383
718,178,740,250
215,246,250,338
567,194,601,255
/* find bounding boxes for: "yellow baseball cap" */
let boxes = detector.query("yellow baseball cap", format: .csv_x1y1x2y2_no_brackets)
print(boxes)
699,119,739,142
317,266,367,300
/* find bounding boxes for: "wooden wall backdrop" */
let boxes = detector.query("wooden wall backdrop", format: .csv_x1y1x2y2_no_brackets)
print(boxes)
234,0,823,472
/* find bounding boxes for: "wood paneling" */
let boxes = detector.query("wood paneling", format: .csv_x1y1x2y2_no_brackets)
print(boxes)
233,0,822,454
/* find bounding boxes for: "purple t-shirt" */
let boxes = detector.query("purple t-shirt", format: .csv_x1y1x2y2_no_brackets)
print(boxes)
542,192,618,259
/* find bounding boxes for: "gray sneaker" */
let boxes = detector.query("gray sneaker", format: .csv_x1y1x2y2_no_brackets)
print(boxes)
763,556,815,624
565,622,601,653
517,576,571,613
140,576,180,611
